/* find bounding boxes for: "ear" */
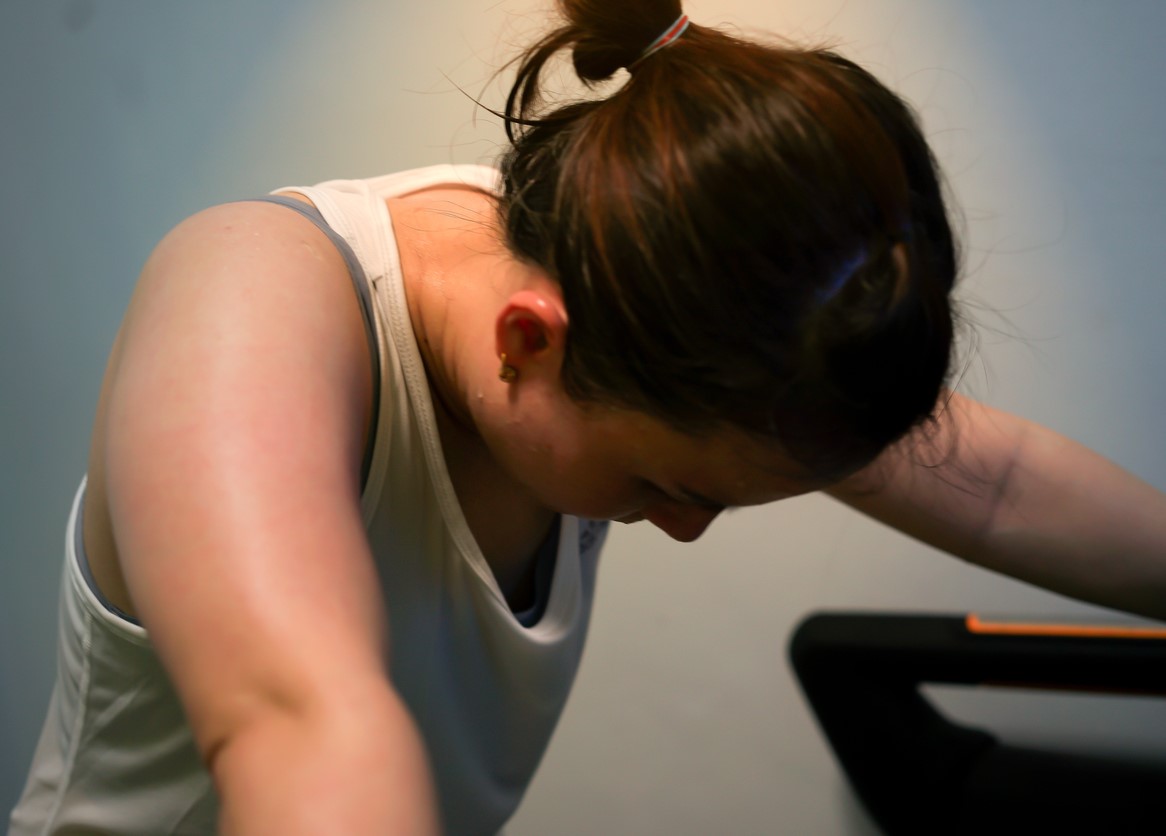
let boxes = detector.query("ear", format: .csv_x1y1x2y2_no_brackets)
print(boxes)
494,289,568,374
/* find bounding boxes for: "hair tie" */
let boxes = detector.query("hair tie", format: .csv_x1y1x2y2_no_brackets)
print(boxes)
630,14,690,68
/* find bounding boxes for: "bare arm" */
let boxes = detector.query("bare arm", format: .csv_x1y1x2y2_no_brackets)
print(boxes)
828,391,1166,620
104,202,439,834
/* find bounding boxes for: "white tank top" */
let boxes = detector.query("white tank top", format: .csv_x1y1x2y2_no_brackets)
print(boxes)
9,165,607,836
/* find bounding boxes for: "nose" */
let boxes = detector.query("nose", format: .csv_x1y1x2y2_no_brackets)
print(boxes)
642,503,722,542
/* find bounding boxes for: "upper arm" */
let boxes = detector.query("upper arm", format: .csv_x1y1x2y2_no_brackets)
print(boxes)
103,201,387,761
826,391,1027,561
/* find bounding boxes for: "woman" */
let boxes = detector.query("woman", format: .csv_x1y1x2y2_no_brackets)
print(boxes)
10,1,1166,834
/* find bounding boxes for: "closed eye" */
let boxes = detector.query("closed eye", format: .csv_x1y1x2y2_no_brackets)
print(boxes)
674,484,729,513
640,479,731,513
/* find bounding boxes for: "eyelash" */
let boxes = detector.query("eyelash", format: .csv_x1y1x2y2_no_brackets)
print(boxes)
640,479,674,502
641,479,724,511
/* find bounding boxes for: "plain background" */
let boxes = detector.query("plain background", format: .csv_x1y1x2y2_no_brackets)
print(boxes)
2,1,1164,833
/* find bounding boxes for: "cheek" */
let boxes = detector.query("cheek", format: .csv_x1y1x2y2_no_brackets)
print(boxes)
491,409,645,518
522,447,644,518
540,460,642,519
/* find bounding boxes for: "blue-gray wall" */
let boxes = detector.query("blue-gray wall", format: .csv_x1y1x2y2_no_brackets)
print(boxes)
3,2,1164,832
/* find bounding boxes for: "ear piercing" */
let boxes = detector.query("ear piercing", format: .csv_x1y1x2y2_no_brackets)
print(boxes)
498,353,518,383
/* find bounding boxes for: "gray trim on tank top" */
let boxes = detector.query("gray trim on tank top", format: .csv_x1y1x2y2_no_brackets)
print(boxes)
75,482,142,626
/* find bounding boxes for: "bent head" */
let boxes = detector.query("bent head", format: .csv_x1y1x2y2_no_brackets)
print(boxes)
496,0,960,499
487,288,835,543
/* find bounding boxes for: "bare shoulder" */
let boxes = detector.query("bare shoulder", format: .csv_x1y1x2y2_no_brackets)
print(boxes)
107,196,376,476
85,198,383,735
125,199,356,331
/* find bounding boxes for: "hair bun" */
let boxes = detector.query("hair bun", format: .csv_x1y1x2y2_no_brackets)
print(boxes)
559,0,684,81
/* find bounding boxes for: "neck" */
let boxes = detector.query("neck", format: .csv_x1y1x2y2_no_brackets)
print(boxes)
390,189,506,437
388,190,558,595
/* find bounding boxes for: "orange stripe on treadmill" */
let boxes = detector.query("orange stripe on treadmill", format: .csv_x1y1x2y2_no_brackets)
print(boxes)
966,613,1166,639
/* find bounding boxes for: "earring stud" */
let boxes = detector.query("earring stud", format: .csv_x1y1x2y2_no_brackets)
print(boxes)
498,353,518,383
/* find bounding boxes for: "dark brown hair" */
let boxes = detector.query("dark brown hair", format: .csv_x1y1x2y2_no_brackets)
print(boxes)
497,0,959,479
